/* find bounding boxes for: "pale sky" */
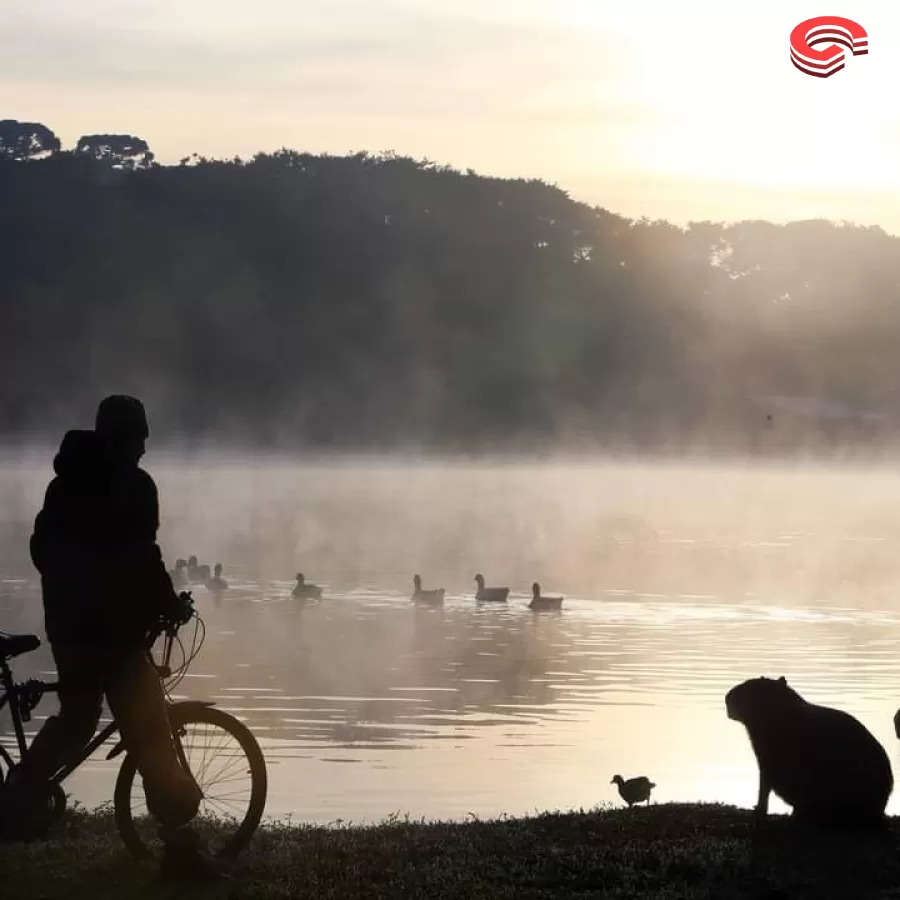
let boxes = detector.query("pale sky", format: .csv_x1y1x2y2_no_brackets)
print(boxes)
3,0,900,232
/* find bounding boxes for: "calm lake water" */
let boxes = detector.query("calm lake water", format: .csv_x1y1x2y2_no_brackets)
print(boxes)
3,455,900,824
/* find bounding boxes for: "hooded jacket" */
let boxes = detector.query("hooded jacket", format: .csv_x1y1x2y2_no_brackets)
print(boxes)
30,429,175,646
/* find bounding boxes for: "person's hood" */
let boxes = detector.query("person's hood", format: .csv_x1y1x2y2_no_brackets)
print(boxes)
52,430,115,481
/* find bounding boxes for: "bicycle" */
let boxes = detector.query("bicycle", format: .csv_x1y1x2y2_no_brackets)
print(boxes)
0,595,268,859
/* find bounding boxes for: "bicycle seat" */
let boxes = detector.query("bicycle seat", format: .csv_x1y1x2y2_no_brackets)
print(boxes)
0,633,41,660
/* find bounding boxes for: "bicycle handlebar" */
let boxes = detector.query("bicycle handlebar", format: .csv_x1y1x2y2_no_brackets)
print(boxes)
148,591,196,641
148,591,199,682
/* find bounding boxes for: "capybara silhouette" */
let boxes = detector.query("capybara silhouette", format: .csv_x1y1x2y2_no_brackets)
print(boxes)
726,676,893,829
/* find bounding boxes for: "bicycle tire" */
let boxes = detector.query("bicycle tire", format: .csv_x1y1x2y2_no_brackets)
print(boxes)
113,703,267,860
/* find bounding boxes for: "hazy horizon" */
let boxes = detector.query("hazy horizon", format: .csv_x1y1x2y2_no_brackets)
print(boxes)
4,0,900,233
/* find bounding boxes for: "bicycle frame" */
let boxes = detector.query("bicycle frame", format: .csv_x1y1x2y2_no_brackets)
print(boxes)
0,661,38,761
0,621,205,787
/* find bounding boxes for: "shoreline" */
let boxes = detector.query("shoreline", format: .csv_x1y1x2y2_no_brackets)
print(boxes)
2,802,900,898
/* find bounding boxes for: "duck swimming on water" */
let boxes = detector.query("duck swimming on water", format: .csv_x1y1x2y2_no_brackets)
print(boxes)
473,574,509,603
206,563,228,592
293,573,323,600
169,558,189,589
529,582,563,611
412,574,444,606
187,555,211,584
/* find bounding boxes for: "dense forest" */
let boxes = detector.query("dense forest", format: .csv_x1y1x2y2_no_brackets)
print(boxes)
2,119,899,455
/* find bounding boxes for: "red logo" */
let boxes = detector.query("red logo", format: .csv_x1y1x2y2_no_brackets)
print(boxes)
790,16,868,78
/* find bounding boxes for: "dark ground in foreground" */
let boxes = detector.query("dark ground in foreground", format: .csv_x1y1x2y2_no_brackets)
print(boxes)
2,803,900,899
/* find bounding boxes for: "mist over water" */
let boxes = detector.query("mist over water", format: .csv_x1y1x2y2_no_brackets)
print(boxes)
4,454,900,823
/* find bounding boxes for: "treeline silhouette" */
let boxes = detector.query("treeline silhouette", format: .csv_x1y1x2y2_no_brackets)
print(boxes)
2,119,899,454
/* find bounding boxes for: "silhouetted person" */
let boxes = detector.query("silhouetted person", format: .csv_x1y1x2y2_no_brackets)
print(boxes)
0,396,218,879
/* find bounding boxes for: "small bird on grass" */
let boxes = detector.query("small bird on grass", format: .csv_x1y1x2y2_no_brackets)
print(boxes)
611,774,656,807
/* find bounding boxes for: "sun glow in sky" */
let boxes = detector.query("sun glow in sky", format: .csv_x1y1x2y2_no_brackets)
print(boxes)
3,0,900,231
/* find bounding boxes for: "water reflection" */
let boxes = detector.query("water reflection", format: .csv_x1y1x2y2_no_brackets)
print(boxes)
3,459,900,823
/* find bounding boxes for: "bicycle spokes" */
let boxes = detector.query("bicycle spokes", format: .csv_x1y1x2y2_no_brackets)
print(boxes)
122,712,260,856
176,719,255,821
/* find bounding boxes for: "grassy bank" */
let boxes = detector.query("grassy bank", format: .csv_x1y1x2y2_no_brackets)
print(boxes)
2,803,900,899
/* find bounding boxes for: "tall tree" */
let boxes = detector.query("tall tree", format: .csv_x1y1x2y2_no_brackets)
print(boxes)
0,120,60,161
74,134,155,170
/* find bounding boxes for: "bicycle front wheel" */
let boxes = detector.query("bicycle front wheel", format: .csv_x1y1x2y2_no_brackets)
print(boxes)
113,703,267,860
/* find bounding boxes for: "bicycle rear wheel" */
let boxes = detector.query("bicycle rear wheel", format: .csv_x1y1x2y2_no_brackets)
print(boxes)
113,703,267,860
0,746,67,832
